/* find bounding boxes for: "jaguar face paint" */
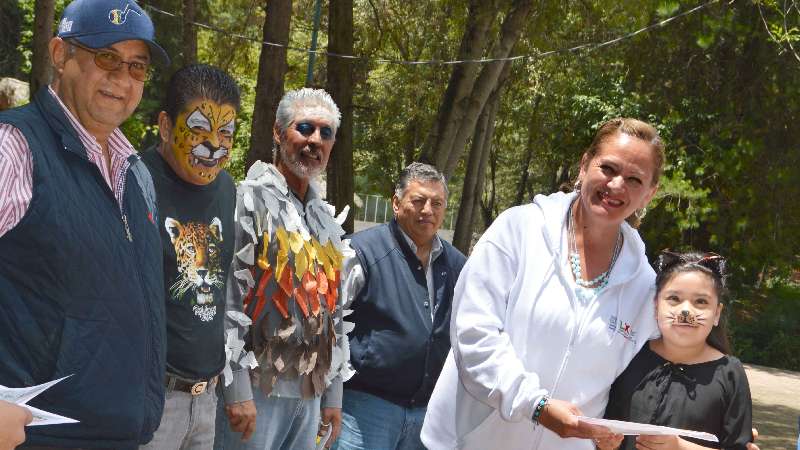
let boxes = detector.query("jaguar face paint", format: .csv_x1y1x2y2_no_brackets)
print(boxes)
170,99,236,185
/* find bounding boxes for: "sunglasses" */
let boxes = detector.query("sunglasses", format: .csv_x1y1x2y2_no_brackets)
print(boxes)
69,41,152,82
295,122,334,140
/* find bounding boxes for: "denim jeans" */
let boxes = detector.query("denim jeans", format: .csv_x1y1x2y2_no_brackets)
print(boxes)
334,389,426,450
139,385,218,450
215,383,321,450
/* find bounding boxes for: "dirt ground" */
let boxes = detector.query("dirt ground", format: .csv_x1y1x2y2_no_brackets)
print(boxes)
745,364,800,450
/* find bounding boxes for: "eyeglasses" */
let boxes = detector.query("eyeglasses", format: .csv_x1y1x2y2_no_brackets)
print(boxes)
69,41,152,82
295,122,334,140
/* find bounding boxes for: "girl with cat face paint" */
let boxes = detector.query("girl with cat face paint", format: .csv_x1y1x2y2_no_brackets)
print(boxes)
602,252,755,450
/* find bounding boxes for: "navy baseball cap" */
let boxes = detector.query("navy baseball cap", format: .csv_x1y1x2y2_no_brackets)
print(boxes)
57,0,169,66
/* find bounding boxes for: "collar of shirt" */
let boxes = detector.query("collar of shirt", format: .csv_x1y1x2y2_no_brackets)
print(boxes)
287,179,322,214
47,86,136,162
399,227,443,267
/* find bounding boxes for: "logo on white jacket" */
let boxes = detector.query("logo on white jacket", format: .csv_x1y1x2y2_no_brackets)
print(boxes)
608,315,636,343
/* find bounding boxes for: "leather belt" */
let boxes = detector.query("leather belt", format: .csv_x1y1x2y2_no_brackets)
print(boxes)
165,374,218,396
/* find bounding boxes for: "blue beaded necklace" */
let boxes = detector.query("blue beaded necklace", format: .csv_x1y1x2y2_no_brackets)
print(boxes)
567,202,623,295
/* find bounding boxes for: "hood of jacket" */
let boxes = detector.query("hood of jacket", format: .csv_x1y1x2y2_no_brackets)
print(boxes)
531,191,654,344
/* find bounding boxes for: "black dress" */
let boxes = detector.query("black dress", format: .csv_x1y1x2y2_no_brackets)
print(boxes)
604,342,753,450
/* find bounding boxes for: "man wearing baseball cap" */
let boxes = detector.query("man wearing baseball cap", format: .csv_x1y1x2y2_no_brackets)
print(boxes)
0,0,170,447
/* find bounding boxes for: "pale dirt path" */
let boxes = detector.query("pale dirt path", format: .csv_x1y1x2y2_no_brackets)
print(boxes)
745,364,800,450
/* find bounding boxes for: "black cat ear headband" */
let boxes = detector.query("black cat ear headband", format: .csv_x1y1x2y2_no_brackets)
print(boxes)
656,250,727,287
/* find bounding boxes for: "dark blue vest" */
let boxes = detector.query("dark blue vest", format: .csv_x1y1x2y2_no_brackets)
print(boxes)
0,89,165,448
346,220,466,407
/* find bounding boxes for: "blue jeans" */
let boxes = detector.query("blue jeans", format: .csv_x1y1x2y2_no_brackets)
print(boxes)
139,385,218,450
334,389,426,450
215,383,321,450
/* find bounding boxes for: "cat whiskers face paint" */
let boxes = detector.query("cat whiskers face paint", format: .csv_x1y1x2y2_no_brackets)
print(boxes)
665,309,708,327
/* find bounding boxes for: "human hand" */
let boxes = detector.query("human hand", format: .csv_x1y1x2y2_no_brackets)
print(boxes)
538,398,615,440
225,400,257,441
0,400,32,450
745,427,759,450
594,432,624,450
318,407,342,449
635,434,690,450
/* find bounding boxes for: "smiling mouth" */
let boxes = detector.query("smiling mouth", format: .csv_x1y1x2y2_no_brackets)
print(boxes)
301,147,322,162
190,144,228,168
191,156,220,168
599,191,624,207
99,89,123,101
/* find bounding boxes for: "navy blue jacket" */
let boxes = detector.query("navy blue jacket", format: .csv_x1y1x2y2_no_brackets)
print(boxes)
346,220,466,407
0,89,166,448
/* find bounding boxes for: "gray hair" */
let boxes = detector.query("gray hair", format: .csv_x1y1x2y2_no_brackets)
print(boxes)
274,88,341,135
394,162,449,200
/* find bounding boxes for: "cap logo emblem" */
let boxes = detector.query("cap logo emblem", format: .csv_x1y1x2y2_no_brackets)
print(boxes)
108,3,141,25
58,18,73,33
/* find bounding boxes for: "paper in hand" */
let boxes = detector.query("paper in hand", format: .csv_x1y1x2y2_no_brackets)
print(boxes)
0,375,79,426
577,416,718,442
26,405,79,426
315,424,333,450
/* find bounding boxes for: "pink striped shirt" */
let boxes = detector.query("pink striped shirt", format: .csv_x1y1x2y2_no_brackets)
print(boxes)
0,87,135,238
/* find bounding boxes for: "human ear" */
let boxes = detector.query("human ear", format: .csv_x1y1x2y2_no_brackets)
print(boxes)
273,124,282,147
391,194,401,216
641,183,658,208
49,37,68,74
714,302,723,326
157,111,171,144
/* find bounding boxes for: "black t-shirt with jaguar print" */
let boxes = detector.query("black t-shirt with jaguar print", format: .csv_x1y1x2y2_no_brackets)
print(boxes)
142,147,236,381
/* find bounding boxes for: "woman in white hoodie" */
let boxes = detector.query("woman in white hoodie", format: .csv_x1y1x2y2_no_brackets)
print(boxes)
421,118,663,450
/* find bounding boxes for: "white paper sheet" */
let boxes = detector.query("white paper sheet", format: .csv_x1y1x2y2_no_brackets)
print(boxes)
26,405,79,426
0,375,71,405
0,375,79,426
577,416,718,442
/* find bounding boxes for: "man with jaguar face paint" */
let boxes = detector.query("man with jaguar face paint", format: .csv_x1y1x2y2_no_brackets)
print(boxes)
139,64,240,449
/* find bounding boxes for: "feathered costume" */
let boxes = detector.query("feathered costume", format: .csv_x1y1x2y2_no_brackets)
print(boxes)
223,162,355,398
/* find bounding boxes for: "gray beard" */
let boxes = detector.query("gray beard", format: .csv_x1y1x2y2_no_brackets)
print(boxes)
277,147,324,179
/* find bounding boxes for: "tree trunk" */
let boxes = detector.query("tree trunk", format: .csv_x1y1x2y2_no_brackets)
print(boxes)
30,0,54,98
418,0,499,167
181,0,197,65
442,0,535,177
452,92,500,253
480,146,498,229
514,93,544,205
326,0,355,233
452,61,510,253
246,0,292,169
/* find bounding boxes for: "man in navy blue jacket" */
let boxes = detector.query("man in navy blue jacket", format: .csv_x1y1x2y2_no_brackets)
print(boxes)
0,0,169,447
336,163,467,450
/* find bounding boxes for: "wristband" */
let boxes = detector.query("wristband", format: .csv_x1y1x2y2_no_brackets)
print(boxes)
532,395,549,424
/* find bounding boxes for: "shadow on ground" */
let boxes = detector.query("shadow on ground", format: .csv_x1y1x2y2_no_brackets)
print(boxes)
752,400,798,450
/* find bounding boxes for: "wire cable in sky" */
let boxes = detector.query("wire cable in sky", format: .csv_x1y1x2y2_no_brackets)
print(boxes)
145,0,721,65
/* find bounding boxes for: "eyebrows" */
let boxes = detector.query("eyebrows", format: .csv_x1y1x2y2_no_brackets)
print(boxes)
409,192,445,203
105,44,151,64
661,289,714,300
595,156,648,178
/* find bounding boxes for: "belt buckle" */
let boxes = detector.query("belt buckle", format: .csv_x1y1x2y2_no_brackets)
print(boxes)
190,381,207,396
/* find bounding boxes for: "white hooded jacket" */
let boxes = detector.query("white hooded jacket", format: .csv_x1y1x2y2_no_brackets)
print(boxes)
421,192,658,450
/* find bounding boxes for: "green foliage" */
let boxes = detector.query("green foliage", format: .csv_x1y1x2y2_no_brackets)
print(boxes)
13,0,69,76
730,280,800,370
7,0,799,369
